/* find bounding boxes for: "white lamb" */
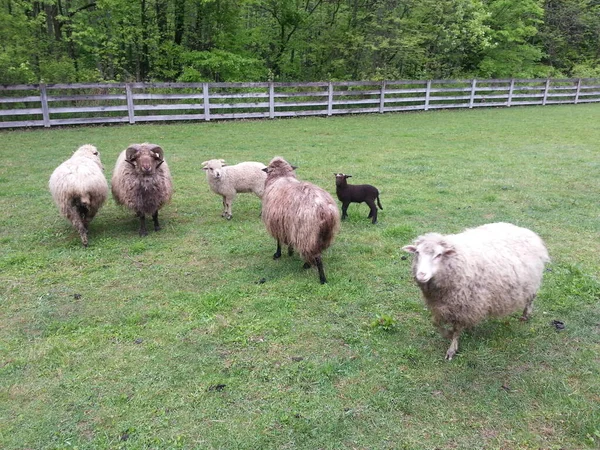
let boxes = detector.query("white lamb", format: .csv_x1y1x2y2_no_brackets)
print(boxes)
201,159,267,220
403,222,550,360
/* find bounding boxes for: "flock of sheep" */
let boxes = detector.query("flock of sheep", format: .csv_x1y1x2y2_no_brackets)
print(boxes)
49,144,550,360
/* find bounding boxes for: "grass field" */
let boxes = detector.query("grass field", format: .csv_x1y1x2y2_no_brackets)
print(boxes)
1,105,599,449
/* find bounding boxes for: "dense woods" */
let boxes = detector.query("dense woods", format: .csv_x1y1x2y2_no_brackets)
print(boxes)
1,0,599,84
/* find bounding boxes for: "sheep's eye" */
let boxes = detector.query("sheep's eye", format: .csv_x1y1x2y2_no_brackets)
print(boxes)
93,151,98,155
433,253,441,259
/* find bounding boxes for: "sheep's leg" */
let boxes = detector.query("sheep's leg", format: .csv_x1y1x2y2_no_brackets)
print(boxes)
137,212,148,236
224,195,234,220
341,202,350,220
521,295,535,321
288,245,294,257
273,240,282,259
366,199,378,224
66,204,89,247
315,256,327,284
445,324,463,361
152,211,161,232
221,196,227,218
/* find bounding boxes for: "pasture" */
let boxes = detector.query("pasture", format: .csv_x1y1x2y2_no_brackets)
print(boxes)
1,105,599,449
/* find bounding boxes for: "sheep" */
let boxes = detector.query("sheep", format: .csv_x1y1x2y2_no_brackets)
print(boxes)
334,173,382,224
49,144,109,247
111,143,173,236
201,159,267,220
262,156,340,284
402,222,550,360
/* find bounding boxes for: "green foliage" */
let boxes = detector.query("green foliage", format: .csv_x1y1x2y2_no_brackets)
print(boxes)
1,0,599,82
178,49,267,82
369,314,398,332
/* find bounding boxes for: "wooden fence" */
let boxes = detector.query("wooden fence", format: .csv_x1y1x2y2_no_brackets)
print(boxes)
1,78,599,129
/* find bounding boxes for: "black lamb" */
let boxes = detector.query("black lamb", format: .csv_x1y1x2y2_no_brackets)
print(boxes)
334,173,383,224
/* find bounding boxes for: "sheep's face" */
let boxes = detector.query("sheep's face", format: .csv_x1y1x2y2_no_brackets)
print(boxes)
202,159,226,180
403,235,454,284
334,173,351,187
126,144,165,176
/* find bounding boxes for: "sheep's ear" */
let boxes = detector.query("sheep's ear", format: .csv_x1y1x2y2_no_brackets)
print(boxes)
125,145,140,161
402,245,417,253
262,167,269,173
219,159,226,164
441,245,456,256
345,174,352,178
291,165,298,170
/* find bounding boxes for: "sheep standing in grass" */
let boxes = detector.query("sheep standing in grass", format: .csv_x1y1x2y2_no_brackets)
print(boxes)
402,222,550,360
262,156,340,284
334,173,383,224
111,143,172,236
201,159,267,220
49,144,108,247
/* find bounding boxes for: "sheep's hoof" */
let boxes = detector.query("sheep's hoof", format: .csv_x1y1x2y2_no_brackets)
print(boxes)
445,350,456,361
273,253,281,259
371,219,378,224
225,215,232,220
139,230,148,237
303,262,311,269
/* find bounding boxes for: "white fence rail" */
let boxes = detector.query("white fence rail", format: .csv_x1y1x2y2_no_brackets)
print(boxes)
1,78,599,128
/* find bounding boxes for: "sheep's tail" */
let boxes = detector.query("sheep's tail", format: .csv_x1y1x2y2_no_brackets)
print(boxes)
73,194,91,217
376,195,383,210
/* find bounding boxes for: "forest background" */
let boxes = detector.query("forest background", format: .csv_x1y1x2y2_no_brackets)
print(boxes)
1,0,599,85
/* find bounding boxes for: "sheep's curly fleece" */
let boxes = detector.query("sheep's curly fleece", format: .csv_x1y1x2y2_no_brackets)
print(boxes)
262,156,340,266
404,222,549,359
49,144,108,246
111,145,172,217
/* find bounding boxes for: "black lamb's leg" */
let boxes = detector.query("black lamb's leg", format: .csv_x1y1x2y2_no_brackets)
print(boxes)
138,212,148,236
273,240,282,259
366,199,378,224
152,211,161,231
341,202,350,220
315,256,327,284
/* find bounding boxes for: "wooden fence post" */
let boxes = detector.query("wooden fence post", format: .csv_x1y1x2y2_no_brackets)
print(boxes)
469,79,477,108
574,78,582,104
542,78,550,105
125,83,135,124
39,83,51,128
507,79,515,107
269,82,275,119
379,80,386,113
327,82,333,116
424,80,431,111
203,83,210,121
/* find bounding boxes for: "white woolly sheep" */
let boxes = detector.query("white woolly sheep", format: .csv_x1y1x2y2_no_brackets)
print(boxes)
201,159,267,220
403,222,550,360
111,143,173,236
262,156,340,284
49,144,108,247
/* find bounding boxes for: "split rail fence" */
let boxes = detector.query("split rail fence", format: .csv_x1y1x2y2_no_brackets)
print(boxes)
1,78,599,129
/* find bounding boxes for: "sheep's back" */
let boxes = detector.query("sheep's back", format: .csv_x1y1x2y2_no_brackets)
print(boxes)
50,157,108,213
227,162,267,195
262,178,340,259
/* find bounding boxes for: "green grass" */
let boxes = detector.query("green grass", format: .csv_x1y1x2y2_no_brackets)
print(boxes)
1,105,599,449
